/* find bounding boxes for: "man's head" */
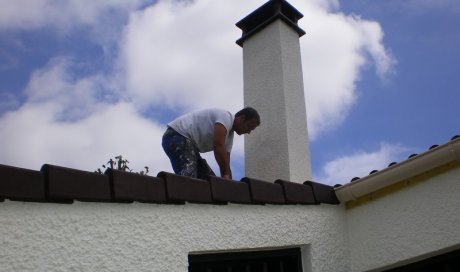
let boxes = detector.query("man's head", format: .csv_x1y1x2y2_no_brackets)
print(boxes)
233,107,261,135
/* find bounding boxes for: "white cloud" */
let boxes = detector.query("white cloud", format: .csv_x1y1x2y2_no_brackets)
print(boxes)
0,0,148,30
0,92,20,113
0,56,171,174
24,57,112,121
0,101,172,174
0,0,149,55
0,101,171,174
0,0,396,179
120,0,255,112
316,143,410,185
299,3,395,138
120,0,395,138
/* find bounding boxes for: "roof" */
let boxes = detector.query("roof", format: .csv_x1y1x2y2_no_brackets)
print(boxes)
0,164,339,205
335,135,460,207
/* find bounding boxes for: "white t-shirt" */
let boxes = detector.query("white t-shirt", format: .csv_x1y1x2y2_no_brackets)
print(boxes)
168,108,234,153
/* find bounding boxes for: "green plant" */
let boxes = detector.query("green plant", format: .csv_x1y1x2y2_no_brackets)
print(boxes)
95,155,149,175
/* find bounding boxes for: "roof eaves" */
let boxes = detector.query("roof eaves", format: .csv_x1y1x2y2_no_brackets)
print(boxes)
335,136,460,204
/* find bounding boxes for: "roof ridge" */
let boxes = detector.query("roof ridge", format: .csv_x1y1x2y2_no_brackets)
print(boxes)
0,163,339,206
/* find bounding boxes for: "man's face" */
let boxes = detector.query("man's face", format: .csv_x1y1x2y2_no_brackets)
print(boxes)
235,117,259,135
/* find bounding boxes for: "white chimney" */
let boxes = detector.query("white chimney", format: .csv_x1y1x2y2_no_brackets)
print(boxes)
236,0,312,183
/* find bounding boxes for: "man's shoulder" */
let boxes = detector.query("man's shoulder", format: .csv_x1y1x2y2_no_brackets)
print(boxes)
195,108,231,118
205,108,230,114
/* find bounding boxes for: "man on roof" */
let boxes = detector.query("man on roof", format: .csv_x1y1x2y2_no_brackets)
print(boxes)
162,107,260,180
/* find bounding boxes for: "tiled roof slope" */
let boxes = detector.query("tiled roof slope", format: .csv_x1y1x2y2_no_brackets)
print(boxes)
0,164,339,205
335,135,460,205
340,135,460,185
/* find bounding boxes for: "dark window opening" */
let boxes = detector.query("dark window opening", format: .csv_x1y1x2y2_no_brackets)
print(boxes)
384,248,460,272
188,247,303,272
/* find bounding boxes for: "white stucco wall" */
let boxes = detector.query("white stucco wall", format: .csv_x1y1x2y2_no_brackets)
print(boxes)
0,202,348,272
243,19,312,183
346,166,460,271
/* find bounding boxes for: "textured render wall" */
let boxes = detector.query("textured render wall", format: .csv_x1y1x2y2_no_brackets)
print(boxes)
0,203,348,272
243,19,312,183
346,166,460,272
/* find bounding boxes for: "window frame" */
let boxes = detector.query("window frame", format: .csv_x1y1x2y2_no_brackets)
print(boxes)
188,247,303,272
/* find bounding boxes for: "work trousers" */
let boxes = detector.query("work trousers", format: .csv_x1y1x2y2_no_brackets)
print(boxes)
162,127,216,179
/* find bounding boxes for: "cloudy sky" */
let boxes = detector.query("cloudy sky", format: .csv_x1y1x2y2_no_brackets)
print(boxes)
1,0,458,185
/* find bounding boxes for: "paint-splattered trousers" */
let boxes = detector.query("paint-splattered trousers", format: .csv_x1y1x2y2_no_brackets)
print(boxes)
162,127,216,179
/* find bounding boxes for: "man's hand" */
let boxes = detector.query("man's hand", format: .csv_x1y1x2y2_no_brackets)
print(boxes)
213,123,232,179
222,173,231,180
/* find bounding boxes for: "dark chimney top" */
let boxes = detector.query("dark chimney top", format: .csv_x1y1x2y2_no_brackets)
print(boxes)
236,0,306,47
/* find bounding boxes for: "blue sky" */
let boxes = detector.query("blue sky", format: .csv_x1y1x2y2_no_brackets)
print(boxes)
315,0,460,184
0,0,458,185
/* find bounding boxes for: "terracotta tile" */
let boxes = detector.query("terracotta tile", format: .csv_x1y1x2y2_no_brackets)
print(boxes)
42,164,111,202
0,164,45,201
242,177,285,204
158,172,212,204
304,181,340,205
275,179,316,204
106,169,166,203
207,176,251,204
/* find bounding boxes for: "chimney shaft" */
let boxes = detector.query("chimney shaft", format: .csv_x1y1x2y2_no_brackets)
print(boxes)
237,0,312,183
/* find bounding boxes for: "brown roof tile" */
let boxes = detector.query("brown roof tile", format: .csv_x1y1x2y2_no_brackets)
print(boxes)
242,177,286,204
42,164,111,202
1,164,341,205
158,171,213,204
0,164,45,202
275,179,316,205
207,176,252,204
106,168,167,203
305,181,340,205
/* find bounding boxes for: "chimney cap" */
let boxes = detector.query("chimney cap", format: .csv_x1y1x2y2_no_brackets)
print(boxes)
236,0,306,47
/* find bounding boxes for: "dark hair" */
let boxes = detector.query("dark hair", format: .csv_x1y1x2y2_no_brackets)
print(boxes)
235,107,260,125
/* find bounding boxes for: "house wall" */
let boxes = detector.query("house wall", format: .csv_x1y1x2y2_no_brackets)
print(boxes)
0,202,348,272
346,165,460,271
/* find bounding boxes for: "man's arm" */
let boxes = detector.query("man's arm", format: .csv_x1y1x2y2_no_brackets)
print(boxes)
213,123,232,179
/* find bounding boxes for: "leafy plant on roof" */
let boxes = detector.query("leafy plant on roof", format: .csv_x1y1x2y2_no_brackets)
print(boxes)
95,155,149,175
